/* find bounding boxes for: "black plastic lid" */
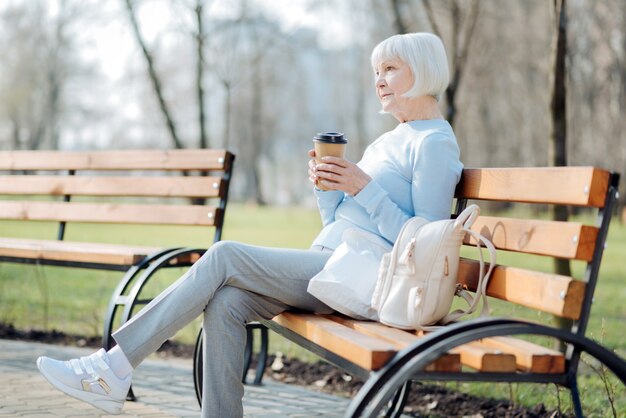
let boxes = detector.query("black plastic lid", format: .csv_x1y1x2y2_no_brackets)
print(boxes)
313,132,347,144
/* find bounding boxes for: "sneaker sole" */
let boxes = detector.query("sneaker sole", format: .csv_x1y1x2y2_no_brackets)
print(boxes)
37,358,123,415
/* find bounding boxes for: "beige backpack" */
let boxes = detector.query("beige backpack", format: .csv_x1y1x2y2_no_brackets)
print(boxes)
371,204,496,330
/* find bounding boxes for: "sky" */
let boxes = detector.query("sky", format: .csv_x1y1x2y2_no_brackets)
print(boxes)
80,0,353,81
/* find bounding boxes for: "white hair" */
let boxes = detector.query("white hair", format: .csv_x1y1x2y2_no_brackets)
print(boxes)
371,32,450,101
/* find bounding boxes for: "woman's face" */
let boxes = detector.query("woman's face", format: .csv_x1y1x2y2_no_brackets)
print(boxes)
374,58,415,120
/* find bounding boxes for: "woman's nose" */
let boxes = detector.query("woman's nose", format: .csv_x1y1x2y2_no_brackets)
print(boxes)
376,74,386,88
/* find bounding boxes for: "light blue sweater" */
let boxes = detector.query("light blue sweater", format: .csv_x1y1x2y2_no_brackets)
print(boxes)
312,119,463,250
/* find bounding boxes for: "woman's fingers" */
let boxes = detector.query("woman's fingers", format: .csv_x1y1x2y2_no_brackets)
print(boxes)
314,163,339,174
317,170,338,182
308,155,370,195
319,156,348,167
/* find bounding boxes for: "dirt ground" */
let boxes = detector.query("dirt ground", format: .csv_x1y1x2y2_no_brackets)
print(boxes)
1,323,570,417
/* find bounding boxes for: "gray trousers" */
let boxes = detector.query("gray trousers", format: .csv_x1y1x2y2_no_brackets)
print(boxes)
112,241,333,418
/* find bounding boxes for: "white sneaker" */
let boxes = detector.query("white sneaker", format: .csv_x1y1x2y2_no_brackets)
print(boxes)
37,348,131,415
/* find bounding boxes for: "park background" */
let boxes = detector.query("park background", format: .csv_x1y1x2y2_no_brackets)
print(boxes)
0,0,625,416
1,0,625,206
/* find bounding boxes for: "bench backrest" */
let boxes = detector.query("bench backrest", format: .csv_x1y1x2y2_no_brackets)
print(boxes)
0,149,234,243
453,167,619,339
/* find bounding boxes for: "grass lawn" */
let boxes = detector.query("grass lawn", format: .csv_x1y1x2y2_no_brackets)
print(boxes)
0,203,624,415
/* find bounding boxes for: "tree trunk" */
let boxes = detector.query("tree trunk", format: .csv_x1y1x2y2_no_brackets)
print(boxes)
195,0,208,149
250,46,266,206
550,0,570,274
550,0,572,348
389,0,408,34
124,0,184,149
10,117,21,150
223,82,232,150
424,0,480,129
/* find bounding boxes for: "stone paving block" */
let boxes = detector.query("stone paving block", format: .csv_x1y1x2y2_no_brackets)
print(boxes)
46,410,94,417
0,400,24,408
0,339,353,417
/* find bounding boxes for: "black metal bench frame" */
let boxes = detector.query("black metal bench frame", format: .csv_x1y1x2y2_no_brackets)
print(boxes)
191,170,625,417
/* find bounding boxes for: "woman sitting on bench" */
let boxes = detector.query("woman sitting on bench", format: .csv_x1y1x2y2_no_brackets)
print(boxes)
36,32,463,418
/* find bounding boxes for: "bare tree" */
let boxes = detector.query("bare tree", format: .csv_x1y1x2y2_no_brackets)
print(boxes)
204,2,295,204
0,1,89,151
248,32,266,205
194,0,209,149
567,0,626,215
549,0,572,348
208,20,243,150
423,0,480,128
389,0,408,34
549,0,571,275
124,0,184,149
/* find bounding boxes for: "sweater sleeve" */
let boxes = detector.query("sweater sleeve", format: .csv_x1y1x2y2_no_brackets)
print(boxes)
354,134,461,243
314,188,344,227
410,134,462,221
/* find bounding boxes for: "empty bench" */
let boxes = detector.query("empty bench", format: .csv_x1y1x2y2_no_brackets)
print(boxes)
191,166,625,417
0,148,235,398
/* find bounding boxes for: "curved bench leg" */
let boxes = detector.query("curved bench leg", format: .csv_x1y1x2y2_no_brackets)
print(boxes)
193,328,204,407
193,323,270,407
240,323,269,385
119,248,206,325
383,381,410,418
102,248,181,351
103,247,204,402
242,327,253,383
252,323,269,385
345,318,626,418
569,375,583,418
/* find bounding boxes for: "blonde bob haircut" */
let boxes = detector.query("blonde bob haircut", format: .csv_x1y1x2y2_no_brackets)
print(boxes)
371,32,449,101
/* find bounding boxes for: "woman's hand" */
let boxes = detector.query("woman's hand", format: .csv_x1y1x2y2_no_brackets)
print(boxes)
307,149,319,187
308,149,371,196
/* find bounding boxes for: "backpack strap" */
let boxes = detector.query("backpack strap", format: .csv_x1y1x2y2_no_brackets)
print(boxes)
453,204,480,229
440,227,496,324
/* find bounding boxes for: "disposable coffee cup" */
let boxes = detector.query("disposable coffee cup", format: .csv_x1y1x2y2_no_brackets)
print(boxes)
313,132,347,190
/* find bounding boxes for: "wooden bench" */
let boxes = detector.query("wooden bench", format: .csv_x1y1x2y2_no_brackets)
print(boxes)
0,148,235,398
190,166,625,417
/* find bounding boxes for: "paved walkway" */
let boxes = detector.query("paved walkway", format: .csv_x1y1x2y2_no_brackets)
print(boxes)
0,339,351,417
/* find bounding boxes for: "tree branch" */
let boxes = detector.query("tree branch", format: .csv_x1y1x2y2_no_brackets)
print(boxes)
195,0,208,149
453,0,480,92
423,0,442,39
124,0,184,149
389,0,408,34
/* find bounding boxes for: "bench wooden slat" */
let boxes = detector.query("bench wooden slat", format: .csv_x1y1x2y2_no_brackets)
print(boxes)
288,314,528,373
458,258,585,320
453,342,517,372
480,336,565,373
323,316,420,348
272,312,397,371
323,316,461,372
0,201,219,226
0,237,160,266
0,175,225,198
464,216,598,261
0,149,233,171
324,316,520,372
455,167,610,207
